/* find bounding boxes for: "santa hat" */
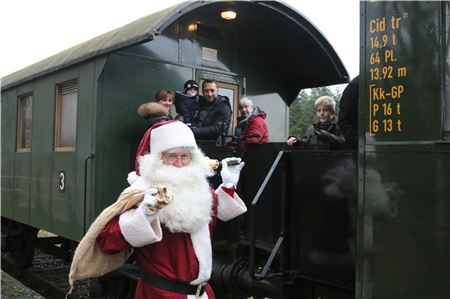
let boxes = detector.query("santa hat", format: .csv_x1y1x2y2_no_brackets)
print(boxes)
129,120,197,183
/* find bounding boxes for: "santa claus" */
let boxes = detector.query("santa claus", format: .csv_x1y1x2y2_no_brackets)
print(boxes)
70,120,246,299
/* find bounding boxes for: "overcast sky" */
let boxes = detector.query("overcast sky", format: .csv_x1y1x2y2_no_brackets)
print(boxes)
0,0,359,81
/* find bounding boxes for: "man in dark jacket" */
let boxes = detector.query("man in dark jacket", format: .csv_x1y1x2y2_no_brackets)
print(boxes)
191,79,232,141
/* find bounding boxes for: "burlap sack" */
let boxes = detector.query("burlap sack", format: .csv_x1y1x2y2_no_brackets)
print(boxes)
66,188,145,297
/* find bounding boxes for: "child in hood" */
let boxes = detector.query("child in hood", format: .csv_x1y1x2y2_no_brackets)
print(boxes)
174,80,200,125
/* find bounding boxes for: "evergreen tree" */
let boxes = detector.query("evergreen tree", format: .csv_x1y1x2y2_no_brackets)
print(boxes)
289,86,342,137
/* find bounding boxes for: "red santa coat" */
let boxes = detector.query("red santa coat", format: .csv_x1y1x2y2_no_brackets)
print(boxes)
97,186,245,299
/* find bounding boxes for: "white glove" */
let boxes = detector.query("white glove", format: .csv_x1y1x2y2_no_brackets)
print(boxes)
138,188,159,221
220,158,245,188
119,187,162,247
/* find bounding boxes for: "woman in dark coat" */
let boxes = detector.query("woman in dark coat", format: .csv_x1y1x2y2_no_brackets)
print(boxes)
137,102,171,128
137,89,175,128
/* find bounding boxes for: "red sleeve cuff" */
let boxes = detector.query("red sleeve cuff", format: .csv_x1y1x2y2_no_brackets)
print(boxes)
221,185,235,197
97,216,131,253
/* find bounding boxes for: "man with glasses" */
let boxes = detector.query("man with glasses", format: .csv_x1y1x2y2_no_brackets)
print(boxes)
70,120,246,299
190,79,232,141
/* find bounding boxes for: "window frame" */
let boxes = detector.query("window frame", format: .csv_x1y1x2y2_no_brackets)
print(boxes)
54,78,78,152
16,92,33,152
199,79,240,134
217,82,240,131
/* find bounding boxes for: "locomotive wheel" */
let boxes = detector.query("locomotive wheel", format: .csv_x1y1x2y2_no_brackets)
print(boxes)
4,223,37,269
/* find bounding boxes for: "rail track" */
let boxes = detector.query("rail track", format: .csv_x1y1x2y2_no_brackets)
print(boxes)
1,232,139,299
1,236,91,299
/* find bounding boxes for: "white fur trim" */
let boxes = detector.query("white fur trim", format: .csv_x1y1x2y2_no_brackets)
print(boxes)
151,121,197,154
119,208,162,247
189,224,212,285
125,176,151,191
127,171,139,185
216,186,247,221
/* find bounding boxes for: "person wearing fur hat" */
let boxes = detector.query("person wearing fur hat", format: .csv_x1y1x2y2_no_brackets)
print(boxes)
137,89,174,128
137,102,172,128
174,80,200,124
68,120,246,299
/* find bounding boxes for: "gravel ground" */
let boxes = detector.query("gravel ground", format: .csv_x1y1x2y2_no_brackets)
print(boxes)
1,270,47,299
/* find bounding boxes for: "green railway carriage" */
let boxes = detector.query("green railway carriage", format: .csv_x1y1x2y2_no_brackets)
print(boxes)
1,1,347,243
1,1,449,299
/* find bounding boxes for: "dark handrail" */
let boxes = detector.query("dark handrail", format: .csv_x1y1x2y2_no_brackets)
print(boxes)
83,153,95,233
249,150,285,279
255,234,285,280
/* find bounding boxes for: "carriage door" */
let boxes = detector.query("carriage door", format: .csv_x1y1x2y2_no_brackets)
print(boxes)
196,71,244,136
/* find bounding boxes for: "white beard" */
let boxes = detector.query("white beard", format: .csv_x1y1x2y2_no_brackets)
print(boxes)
139,150,214,234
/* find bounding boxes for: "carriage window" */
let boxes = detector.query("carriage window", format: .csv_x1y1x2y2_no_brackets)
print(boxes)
217,83,239,135
16,93,33,152
54,79,78,151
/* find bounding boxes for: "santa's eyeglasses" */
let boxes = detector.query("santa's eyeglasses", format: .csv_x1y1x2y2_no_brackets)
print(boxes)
163,152,192,163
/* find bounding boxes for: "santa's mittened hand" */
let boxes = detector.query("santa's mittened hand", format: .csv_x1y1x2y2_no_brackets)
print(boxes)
139,188,159,220
220,157,245,188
